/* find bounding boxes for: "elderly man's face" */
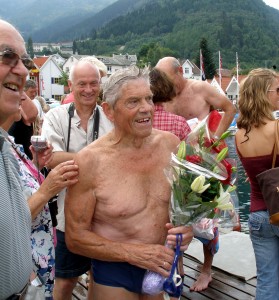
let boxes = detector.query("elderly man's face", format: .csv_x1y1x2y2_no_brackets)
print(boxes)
110,78,154,138
69,62,100,108
0,22,29,125
25,86,37,100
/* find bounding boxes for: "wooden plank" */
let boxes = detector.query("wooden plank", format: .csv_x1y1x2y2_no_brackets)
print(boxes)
184,256,256,297
183,255,256,299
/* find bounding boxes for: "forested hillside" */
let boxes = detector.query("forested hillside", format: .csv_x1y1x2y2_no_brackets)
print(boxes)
0,0,117,41
48,0,150,42
73,0,279,69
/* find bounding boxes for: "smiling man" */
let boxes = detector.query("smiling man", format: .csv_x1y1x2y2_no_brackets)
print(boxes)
0,19,33,298
42,59,114,300
64,66,193,300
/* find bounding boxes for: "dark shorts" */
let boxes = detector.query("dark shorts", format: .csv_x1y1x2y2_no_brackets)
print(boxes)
196,227,219,256
92,259,146,293
55,230,91,278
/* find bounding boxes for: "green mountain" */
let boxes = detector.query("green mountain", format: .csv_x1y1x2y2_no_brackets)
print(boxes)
0,0,117,41
71,0,279,69
47,0,150,42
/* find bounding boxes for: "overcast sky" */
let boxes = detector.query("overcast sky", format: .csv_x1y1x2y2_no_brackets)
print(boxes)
263,0,279,10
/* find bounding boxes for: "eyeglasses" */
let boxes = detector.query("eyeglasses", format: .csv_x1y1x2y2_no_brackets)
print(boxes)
268,87,279,95
0,49,34,70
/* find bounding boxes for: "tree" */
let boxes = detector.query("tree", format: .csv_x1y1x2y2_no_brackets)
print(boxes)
138,43,177,67
73,40,78,55
27,37,34,58
196,38,216,79
59,71,69,87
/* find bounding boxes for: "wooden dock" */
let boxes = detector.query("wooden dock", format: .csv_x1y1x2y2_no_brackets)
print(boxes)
72,254,256,300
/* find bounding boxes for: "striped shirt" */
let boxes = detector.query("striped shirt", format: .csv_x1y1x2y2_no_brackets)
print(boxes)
0,134,32,298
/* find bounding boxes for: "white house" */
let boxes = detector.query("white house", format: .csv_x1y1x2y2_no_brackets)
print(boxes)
62,55,87,73
33,43,61,53
62,53,137,82
181,59,201,80
51,53,66,68
225,76,240,105
210,77,226,95
32,56,64,100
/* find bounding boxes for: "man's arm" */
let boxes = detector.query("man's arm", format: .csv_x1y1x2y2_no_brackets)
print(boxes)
20,95,38,125
46,151,76,169
42,107,75,168
203,83,236,137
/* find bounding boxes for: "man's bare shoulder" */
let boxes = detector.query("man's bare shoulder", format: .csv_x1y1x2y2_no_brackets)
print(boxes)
187,78,211,90
152,128,180,149
75,134,111,167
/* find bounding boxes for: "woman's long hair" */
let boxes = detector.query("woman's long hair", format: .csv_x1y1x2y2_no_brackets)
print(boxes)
237,68,277,137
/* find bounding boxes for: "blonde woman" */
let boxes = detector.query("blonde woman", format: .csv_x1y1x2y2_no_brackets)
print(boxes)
235,68,279,300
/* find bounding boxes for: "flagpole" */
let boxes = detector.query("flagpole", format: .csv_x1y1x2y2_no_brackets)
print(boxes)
236,52,239,83
200,49,205,81
236,52,239,105
200,49,202,80
219,51,222,86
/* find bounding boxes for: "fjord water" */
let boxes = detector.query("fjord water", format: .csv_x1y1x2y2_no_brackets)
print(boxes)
227,136,250,233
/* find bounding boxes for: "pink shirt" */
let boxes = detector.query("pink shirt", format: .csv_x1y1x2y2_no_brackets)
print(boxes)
153,104,191,141
62,92,74,104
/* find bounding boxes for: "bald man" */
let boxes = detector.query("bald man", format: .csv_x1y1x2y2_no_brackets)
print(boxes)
0,19,33,298
156,57,236,138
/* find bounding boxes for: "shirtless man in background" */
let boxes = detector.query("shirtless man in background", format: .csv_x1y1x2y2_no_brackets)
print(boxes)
156,56,236,292
156,57,236,137
65,66,193,300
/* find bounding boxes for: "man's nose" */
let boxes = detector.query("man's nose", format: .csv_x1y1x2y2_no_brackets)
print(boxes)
12,59,29,77
139,99,153,111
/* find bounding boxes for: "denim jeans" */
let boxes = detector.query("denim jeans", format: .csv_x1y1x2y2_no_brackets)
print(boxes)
249,211,279,300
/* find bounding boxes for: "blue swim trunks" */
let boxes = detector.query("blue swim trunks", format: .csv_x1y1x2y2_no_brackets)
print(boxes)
92,259,146,293
195,227,219,256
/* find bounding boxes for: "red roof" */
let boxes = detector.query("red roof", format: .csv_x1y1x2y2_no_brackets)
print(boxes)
33,56,49,68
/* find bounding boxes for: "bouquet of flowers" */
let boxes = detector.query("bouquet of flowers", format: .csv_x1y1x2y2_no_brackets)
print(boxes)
142,113,237,298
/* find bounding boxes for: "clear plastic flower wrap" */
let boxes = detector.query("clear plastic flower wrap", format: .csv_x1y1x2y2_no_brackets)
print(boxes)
142,114,238,297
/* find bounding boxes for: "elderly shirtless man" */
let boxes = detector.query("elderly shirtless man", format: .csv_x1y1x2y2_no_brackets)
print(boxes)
156,57,236,292
65,66,193,300
156,57,236,138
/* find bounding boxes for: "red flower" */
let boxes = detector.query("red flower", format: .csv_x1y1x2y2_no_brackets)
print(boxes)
208,110,222,133
186,155,202,164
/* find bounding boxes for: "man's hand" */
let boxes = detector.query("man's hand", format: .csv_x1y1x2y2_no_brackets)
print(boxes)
128,243,176,278
165,223,193,252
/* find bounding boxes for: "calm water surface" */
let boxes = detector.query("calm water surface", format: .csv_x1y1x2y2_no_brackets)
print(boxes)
227,136,250,234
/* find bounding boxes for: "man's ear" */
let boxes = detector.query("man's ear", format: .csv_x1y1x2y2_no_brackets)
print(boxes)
178,66,183,75
102,102,114,122
68,80,72,92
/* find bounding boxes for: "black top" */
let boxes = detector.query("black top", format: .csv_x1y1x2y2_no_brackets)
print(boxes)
9,119,33,159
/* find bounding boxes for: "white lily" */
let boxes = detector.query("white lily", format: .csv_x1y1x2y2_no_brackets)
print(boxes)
191,175,210,193
214,184,233,210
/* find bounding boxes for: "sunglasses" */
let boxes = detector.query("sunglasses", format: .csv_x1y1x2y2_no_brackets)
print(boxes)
0,49,34,70
268,87,279,95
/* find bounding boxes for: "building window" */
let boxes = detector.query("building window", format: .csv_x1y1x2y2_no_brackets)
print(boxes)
30,76,35,81
107,66,112,72
52,95,61,101
184,68,190,74
66,67,69,73
51,77,60,84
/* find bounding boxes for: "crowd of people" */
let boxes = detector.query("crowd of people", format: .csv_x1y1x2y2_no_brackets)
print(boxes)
1,17,278,300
